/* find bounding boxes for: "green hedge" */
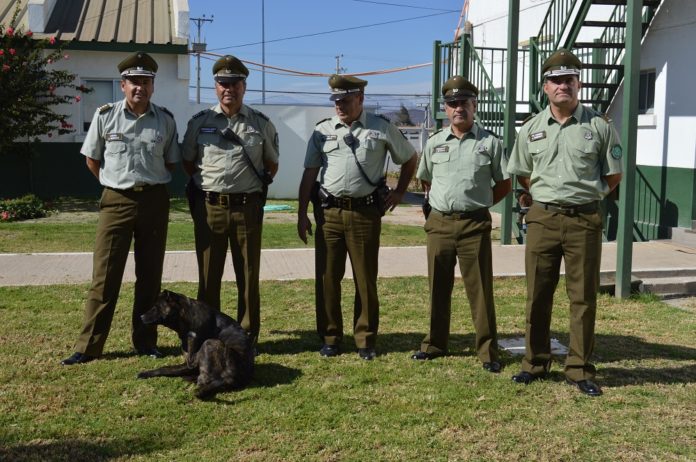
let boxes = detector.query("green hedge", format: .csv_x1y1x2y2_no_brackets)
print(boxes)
0,194,47,221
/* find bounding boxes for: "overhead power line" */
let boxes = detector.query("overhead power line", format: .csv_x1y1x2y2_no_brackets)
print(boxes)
206,11,455,51
349,0,459,12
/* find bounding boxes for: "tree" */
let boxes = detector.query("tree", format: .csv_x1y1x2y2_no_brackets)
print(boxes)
0,4,90,154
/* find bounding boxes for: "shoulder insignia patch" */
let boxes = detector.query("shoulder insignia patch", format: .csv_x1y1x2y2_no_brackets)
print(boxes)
611,144,623,159
159,106,174,118
191,110,207,119
315,117,331,126
98,103,113,114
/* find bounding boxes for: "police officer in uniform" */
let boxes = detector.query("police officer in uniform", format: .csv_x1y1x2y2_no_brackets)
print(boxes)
182,55,279,347
507,49,622,396
62,52,181,365
297,75,417,360
411,76,510,372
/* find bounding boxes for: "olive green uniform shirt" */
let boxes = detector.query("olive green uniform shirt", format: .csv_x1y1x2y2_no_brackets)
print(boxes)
304,112,415,197
182,104,279,193
507,104,622,205
81,99,181,188
417,123,507,212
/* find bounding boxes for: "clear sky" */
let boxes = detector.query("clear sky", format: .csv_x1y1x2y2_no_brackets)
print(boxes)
187,0,467,109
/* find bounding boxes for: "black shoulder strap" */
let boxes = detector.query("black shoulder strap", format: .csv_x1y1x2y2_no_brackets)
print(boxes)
344,133,383,188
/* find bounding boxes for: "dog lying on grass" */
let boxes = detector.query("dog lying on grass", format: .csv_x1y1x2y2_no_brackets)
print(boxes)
137,290,254,399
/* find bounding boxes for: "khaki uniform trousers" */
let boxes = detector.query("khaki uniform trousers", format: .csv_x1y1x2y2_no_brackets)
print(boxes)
523,204,603,382
75,185,169,356
318,204,381,349
191,193,264,344
419,209,498,363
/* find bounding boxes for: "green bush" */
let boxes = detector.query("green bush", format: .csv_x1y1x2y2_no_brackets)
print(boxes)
0,194,47,221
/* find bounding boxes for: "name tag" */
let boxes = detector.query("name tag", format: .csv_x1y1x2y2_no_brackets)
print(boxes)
529,131,546,142
434,145,449,153
199,127,217,134
324,135,338,141
106,133,123,141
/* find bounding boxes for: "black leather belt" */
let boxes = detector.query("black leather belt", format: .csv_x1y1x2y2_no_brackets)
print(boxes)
434,208,487,220
205,191,260,208
533,200,598,215
326,192,378,210
107,184,160,193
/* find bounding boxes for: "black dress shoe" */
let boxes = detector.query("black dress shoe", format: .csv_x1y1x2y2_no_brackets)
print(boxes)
136,348,164,359
358,348,377,360
319,344,340,357
567,378,603,397
61,352,96,366
483,361,502,373
410,351,436,360
511,371,542,384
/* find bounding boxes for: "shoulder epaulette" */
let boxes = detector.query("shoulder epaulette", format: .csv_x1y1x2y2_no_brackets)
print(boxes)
483,128,501,139
98,103,113,114
159,106,174,119
428,128,443,139
376,114,391,123
315,117,331,126
521,113,535,126
251,107,270,121
191,110,207,119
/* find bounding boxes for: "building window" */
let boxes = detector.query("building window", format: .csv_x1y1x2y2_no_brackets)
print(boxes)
82,80,120,131
638,70,655,115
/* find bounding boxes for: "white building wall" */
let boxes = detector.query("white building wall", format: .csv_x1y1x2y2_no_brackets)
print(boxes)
608,0,696,170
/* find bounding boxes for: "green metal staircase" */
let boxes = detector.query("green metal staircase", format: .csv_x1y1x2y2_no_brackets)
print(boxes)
432,0,663,132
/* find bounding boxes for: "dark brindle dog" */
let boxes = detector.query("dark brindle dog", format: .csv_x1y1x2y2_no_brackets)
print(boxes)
137,290,254,399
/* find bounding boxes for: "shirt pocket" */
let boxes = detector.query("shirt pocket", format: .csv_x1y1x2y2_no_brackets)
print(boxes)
322,140,339,155
104,141,128,172
568,137,600,178
197,133,228,172
142,131,165,157
470,150,492,181
430,151,450,175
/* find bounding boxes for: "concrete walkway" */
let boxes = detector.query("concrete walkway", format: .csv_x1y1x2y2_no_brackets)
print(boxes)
0,240,694,286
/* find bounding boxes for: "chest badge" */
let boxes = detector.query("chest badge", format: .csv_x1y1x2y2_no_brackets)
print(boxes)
477,145,488,154
584,131,593,141
245,126,258,134
367,130,380,139
529,131,546,142
106,133,123,141
434,145,449,153
324,134,338,141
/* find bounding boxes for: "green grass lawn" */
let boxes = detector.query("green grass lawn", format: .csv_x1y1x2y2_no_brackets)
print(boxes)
1,278,694,461
0,197,430,252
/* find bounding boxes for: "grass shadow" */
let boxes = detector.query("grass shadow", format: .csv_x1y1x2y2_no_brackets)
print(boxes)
0,437,170,462
252,362,303,387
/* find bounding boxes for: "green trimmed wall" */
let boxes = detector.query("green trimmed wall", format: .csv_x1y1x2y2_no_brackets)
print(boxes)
0,143,188,198
632,164,696,240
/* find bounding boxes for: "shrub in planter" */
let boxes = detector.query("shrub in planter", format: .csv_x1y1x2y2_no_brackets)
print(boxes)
0,195,47,221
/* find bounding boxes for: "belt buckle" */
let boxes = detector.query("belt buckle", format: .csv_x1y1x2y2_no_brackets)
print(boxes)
219,194,229,208
340,197,352,210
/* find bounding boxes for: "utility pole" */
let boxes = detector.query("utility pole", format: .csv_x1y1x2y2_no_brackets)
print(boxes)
261,0,266,104
191,15,214,104
335,54,346,74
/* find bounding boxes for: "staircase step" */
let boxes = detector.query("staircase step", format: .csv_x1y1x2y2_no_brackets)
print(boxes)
592,0,660,7
574,42,625,49
583,63,623,70
582,82,619,89
583,20,626,28
600,269,696,298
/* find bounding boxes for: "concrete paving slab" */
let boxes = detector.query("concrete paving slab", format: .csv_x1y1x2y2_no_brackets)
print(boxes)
0,240,694,287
